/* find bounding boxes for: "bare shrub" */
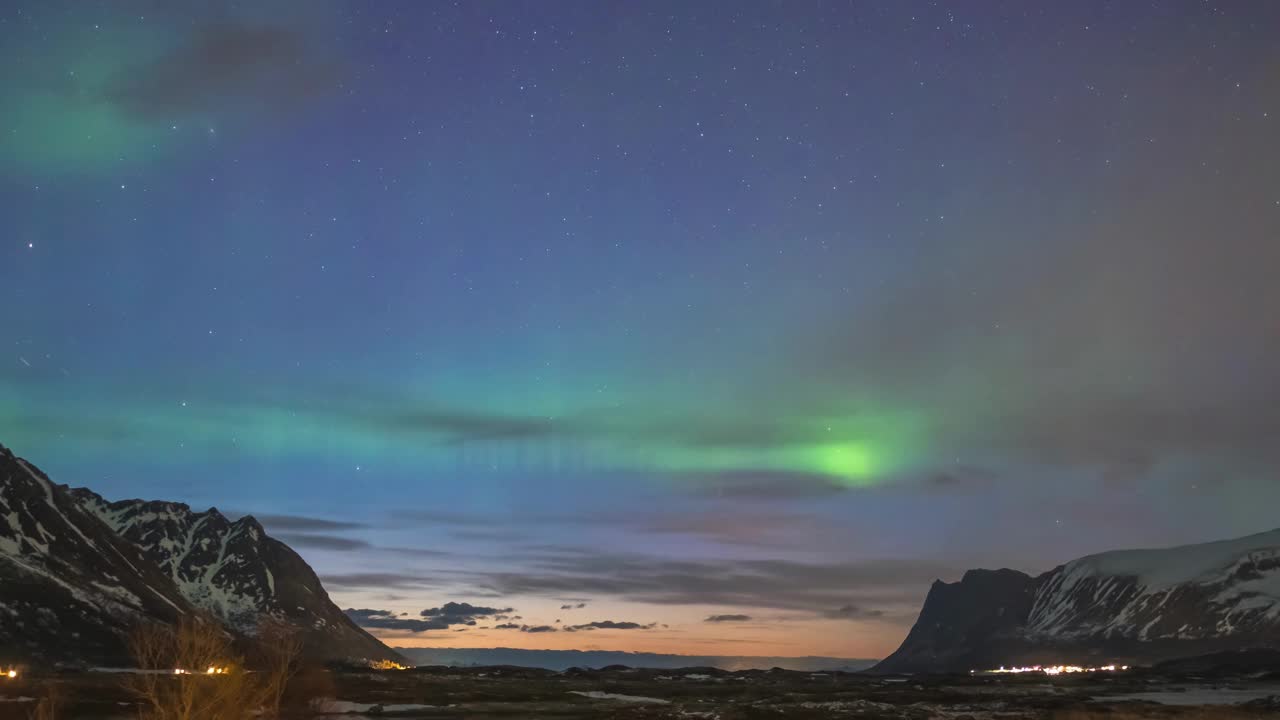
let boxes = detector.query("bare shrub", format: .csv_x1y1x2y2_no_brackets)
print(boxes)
123,613,302,720
28,683,63,720
248,616,304,717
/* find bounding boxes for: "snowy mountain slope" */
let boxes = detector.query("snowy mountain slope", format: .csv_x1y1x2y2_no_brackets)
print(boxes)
0,444,198,665
71,489,404,665
1027,530,1280,640
0,442,403,666
877,530,1280,673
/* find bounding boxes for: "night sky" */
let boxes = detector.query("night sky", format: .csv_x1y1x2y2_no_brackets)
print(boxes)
3,1,1278,658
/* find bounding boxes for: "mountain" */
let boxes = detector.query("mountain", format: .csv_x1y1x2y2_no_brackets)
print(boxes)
0,444,198,665
0,443,402,666
397,647,877,672
877,530,1280,673
71,488,402,665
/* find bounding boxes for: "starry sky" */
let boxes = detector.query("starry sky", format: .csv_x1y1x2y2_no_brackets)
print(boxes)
2,1,1279,659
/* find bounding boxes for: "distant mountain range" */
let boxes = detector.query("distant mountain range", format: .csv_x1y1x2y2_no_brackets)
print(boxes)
877,529,1280,673
397,647,876,672
0,443,402,666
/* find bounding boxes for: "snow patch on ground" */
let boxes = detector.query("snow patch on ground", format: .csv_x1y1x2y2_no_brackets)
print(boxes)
571,690,671,704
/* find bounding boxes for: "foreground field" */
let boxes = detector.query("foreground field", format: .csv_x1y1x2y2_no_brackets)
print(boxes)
4,664,1280,719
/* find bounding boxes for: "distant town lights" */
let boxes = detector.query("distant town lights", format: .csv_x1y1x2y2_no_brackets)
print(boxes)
978,664,1129,676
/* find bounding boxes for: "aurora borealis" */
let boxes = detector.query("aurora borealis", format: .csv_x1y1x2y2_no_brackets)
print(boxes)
2,1,1278,658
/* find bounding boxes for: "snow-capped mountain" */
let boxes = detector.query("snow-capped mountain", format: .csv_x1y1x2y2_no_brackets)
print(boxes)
71,487,401,665
0,444,197,664
877,531,1280,673
0,443,402,666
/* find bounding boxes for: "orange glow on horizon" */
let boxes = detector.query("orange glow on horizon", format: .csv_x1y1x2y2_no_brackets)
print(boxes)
373,620,904,659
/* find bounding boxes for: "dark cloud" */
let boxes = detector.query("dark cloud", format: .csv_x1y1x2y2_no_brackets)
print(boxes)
382,546,453,558
391,510,505,527
397,506,839,550
108,21,337,117
460,551,946,619
565,620,657,631
419,602,514,627
345,601,516,634
354,400,808,452
449,528,529,542
276,532,370,552
924,467,989,489
323,573,444,590
343,608,441,633
492,623,557,633
559,602,587,610
638,509,837,549
822,605,885,620
253,513,367,531
705,614,753,623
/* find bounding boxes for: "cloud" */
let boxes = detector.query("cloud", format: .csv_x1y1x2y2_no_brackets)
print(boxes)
419,602,514,627
276,532,371,552
492,623,558,633
637,509,840,549
107,21,337,117
343,608,442,633
822,605,885,620
323,573,445,590
397,506,842,551
560,602,587,610
449,528,529,542
354,400,813,452
705,614,752,623
382,546,453,558
252,513,367,531
345,601,518,634
460,551,944,619
565,620,657,631
390,510,507,527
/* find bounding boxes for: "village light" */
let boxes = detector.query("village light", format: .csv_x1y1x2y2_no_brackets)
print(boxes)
984,664,1129,676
